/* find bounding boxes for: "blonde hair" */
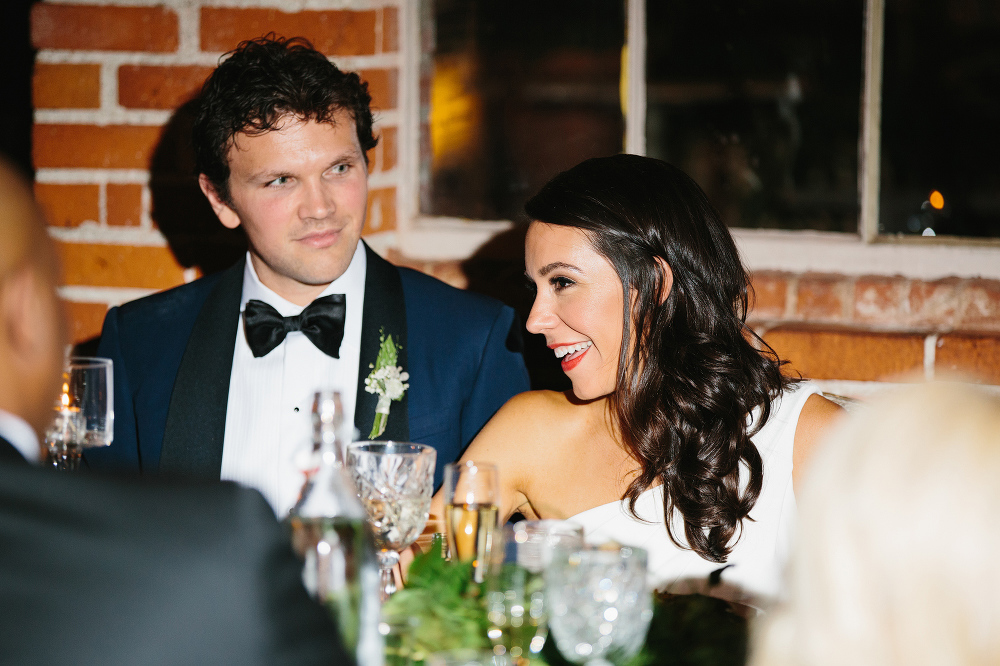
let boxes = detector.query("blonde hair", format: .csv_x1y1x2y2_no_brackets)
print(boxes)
751,382,1000,666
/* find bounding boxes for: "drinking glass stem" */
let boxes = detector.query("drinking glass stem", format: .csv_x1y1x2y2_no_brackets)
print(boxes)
378,550,400,601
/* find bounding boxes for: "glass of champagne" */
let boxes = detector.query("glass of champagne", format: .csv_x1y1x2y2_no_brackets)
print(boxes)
443,461,499,583
45,357,113,470
544,545,653,666
346,441,437,601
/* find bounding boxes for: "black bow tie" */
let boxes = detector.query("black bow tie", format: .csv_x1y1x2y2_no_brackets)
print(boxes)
243,295,346,358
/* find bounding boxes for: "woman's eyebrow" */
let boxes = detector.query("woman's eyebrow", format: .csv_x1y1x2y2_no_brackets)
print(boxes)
536,261,582,276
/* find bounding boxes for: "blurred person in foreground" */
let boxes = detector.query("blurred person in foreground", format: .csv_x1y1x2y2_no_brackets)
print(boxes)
0,157,347,664
751,381,1000,666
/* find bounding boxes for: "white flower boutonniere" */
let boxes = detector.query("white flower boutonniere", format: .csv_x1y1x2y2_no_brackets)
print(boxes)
364,329,409,438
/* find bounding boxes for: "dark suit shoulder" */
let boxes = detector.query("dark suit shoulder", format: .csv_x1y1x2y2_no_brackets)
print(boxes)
114,269,226,325
398,266,510,323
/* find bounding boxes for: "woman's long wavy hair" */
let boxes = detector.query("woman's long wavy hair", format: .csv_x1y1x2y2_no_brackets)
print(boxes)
524,154,797,563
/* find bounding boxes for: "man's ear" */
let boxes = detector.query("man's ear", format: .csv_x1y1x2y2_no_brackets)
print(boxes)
198,174,242,230
655,256,674,304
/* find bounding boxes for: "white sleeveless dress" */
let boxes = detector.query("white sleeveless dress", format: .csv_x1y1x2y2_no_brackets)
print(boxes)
567,382,820,609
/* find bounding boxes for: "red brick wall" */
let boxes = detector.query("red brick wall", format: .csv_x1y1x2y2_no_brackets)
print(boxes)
31,0,401,344
391,253,1000,388
29,1,1000,389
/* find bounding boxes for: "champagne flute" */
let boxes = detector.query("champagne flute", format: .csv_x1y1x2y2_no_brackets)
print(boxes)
443,461,499,583
544,545,653,666
45,357,113,470
346,441,437,601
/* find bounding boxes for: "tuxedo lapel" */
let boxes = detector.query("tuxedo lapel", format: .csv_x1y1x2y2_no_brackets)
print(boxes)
158,260,243,478
355,244,409,442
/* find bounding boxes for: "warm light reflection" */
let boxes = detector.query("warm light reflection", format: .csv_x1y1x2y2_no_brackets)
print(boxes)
929,190,945,210
60,383,70,409
430,54,482,169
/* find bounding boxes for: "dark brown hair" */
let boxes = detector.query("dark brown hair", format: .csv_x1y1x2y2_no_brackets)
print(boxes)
525,154,797,562
193,34,378,205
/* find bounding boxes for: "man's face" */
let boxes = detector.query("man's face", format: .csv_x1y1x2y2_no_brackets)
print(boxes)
201,111,369,305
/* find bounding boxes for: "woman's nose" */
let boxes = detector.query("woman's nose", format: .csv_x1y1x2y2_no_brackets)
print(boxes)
525,296,555,335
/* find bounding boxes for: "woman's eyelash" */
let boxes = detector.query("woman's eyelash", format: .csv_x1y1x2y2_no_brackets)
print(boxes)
550,276,574,290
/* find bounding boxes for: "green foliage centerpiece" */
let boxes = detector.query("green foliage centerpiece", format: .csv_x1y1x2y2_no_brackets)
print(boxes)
380,540,749,666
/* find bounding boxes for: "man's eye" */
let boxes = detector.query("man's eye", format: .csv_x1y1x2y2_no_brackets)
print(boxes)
331,163,350,174
267,176,290,187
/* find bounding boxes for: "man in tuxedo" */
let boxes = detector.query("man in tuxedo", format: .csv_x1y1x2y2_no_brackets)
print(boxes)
85,36,530,513
0,157,346,664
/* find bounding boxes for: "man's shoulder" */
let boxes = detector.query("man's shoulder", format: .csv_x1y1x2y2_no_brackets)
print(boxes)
396,265,510,319
115,270,227,322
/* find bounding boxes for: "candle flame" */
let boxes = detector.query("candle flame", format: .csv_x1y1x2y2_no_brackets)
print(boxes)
61,384,70,408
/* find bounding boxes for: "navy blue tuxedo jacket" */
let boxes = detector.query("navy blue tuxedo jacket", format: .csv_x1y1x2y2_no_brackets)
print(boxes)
85,244,529,488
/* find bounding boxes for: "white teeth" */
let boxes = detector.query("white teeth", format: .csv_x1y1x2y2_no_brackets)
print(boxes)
553,341,593,359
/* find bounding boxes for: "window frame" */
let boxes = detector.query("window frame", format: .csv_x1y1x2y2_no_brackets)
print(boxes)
375,0,1000,280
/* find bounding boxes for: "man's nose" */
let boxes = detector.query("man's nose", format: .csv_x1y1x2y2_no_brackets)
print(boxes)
299,180,333,220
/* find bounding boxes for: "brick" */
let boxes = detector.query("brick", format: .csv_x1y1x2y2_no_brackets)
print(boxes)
794,274,849,322
31,4,178,52
909,277,961,328
201,8,378,56
34,183,99,228
64,301,109,345
106,184,144,227
763,326,925,381
368,126,397,173
380,7,399,53
853,276,908,326
34,125,163,169
33,64,100,109
57,242,186,290
360,67,398,110
364,187,396,233
936,333,1000,384
749,271,788,320
958,279,1000,331
118,65,213,110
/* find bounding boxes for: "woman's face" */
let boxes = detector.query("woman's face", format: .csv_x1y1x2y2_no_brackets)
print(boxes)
525,221,625,401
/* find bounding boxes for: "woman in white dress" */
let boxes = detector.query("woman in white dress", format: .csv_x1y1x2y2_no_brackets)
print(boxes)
433,155,841,607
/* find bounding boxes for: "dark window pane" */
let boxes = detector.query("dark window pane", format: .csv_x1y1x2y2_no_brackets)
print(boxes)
423,0,625,220
645,0,863,232
879,0,1000,238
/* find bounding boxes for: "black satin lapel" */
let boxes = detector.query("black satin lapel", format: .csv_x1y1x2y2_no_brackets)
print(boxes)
355,243,409,442
158,261,243,478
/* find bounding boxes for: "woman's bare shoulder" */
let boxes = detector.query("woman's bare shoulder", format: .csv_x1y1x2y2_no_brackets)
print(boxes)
469,390,588,458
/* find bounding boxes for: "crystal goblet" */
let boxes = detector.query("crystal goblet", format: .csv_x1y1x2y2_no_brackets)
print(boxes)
544,545,653,666
346,441,436,601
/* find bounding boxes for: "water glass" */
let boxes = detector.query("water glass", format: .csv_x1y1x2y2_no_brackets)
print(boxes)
485,524,555,665
510,520,584,573
544,545,653,666
45,356,113,470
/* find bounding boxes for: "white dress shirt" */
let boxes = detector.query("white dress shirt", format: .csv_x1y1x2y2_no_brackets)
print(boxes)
0,408,41,463
221,245,366,516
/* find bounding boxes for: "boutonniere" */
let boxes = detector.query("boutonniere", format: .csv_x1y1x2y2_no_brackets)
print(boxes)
364,329,409,438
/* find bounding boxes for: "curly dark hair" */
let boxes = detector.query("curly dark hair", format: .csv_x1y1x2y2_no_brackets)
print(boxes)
524,154,798,563
193,34,378,205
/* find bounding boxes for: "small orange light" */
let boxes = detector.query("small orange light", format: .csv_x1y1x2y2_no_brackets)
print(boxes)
929,190,945,210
